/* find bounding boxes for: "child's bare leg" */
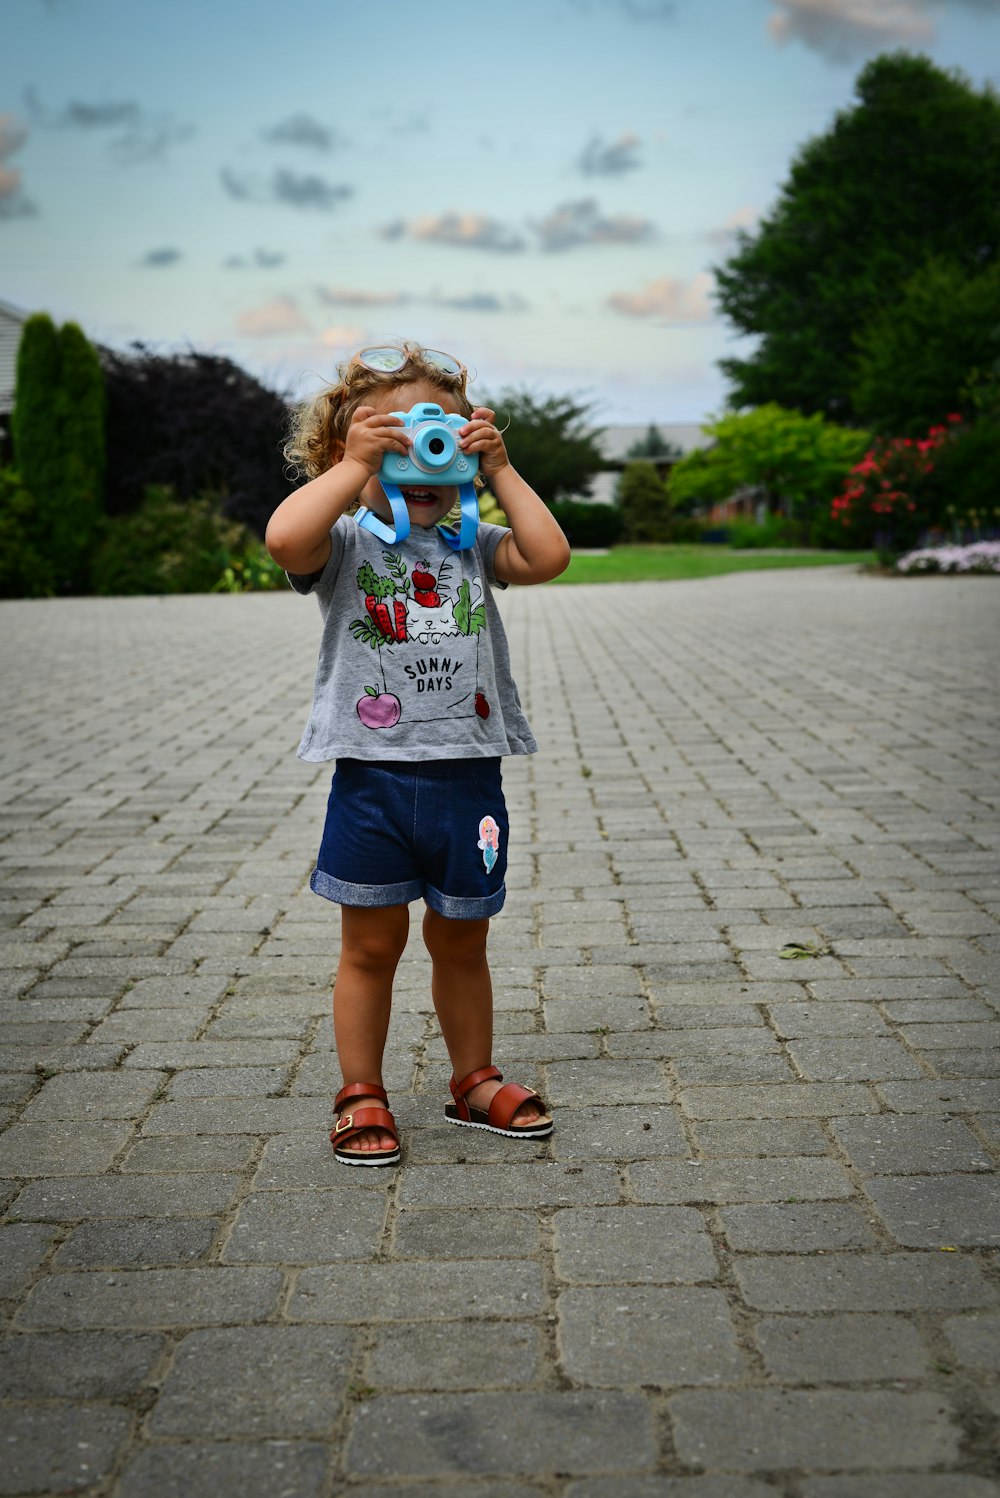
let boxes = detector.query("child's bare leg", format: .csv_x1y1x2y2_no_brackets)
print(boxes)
334,903,409,1153
422,907,549,1126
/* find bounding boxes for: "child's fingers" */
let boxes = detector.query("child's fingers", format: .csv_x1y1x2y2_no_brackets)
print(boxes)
468,406,496,424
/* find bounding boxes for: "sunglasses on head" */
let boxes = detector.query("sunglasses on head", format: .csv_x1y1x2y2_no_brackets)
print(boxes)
351,345,466,380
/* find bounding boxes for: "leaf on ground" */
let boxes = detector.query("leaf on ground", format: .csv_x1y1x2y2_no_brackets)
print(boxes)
778,940,831,960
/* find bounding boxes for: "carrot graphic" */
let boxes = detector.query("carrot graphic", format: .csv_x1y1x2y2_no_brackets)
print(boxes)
393,598,408,642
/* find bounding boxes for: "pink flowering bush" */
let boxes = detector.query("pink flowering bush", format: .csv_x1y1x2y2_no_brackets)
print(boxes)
830,415,962,553
895,541,1000,575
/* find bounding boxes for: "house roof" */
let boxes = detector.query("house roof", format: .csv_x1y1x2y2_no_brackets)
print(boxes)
0,297,29,324
594,422,713,462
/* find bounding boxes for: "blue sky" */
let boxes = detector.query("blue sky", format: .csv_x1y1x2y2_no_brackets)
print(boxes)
2,0,999,421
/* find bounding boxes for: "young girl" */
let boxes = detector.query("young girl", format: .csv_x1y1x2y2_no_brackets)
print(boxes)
266,343,570,1165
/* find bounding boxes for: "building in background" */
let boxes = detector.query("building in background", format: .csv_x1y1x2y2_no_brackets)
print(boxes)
0,297,28,458
589,422,713,505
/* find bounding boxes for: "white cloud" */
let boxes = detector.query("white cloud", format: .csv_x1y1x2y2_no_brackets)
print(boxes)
534,198,656,251
579,132,643,176
768,0,936,61
317,287,410,307
0,113,34,218
237,296,311,336
608,272,715,321
383,212,527,254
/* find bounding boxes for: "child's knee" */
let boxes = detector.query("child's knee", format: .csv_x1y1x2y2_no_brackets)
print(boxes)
342,906,409,969
423,908,489,964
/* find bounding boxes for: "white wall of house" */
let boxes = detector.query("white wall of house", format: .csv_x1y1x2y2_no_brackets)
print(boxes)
0,298,28,416
585,422,713,505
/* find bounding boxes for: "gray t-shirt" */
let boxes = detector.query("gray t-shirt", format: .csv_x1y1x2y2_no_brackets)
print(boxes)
289,517,538,763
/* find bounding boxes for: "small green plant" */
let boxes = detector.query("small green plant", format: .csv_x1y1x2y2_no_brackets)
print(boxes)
92,486,269,595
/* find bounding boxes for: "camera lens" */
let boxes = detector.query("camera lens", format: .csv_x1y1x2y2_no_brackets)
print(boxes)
411,422,457,472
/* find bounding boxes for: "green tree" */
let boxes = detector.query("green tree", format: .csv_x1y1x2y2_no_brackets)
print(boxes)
715,53,1000,421
11,313,106,592
852,258,1000,434
617,461,673,542
479,388,605,505
625,424,681,461
11,313,62,506
669,405,868,521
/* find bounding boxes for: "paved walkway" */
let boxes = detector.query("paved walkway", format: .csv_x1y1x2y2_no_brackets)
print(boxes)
1,567,999,1498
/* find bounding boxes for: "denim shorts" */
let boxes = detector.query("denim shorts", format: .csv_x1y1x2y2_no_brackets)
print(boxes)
311,758,508,919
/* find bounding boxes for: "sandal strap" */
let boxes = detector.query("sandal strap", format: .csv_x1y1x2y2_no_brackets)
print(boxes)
330,1106,398,1150
488,1081,543,1131
335,1081,388,1110
451,1065,502,1104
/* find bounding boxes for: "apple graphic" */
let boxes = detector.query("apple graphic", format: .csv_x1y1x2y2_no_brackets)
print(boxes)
357,686,401,729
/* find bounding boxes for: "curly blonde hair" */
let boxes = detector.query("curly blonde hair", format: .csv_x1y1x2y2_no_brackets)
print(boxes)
284,342,476,481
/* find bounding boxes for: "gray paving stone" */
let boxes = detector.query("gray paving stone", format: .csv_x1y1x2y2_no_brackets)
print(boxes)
692,1118,831,1156
566,1481,780,1498
559,1284,745,1385
289,1259,544,1322
545,1058,670,1106
370,1320,543,1390
166,1064,292,1097
801,1477,1000,1498
222,1188,387,1263
53,1218,218,1268
768,1002,890,1037
10,1172,241,1220
942,1313,1000,1370
149,1325,353,1435
116,1441,329,1498
863,1174,1000,1246
142,1097,323,1134
17,1069,167,1120
877,1079,1000,1112
546,1103,689,1162
397,1162,621,1208
0,1404,134,1492
719,1202,878,1252
554,1206,717,1284
787,1038,925,1081
733,1252,996,1311
0,1119,134,1176
629,1157,854,1204
831,1114,993,1174
669,1389,960,1470
17,1266,283,1328
672,1052,796,1084
120,1133,258,1173
680,1083,878,1118
345,1391,656,1476
0,1222,58,1295
754,1313,928,1381
0,1330,164,1398
392,1207,540,1260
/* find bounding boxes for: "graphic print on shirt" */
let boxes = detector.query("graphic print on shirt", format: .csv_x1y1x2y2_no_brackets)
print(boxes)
348,549,489,730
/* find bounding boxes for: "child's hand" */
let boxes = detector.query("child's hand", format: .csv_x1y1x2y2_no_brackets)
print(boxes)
460,408,510,480
342,405,411,477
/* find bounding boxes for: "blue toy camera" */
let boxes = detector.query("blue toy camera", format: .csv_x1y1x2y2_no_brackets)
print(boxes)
379,402,478,488
356,401,481,552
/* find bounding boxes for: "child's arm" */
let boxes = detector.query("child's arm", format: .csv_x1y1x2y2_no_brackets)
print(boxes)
460,408,571,585
265,407,410,575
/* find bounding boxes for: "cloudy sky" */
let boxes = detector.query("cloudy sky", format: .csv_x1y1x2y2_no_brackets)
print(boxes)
2,0,998,421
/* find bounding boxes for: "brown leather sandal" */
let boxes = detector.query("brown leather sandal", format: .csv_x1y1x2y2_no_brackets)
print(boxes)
331,1082,400,1167
445,1065,553,1139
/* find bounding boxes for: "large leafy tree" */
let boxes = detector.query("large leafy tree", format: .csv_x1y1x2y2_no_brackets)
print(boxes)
11,313,105,592
668,405,868,519
478,388,606,505
715,53,1000,422
101,345,290,536
852,257,1000,434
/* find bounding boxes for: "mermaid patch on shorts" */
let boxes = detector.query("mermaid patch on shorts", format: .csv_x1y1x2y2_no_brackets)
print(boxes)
478,815,500,873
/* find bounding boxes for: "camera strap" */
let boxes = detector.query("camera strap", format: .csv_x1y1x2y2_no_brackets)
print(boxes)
355,481,480,551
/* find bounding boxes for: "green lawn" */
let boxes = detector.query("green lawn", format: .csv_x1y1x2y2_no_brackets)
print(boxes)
553,545,876,585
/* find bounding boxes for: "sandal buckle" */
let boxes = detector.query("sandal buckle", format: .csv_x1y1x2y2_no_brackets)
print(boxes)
334,1113,354,1133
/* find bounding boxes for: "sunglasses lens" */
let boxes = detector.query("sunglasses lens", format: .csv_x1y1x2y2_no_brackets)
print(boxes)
422,349,464,376
358,347,407,372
